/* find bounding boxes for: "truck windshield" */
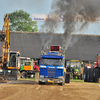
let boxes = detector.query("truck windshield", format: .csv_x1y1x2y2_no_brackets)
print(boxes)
25,62,31,66
9,53,17,67
41,58,63,66
20,57,31,67
71,62,80,68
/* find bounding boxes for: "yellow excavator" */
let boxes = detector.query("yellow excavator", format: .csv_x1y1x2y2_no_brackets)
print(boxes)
0,14,21,80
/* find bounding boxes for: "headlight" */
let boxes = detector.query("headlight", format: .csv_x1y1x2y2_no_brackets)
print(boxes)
39,75,44,78
8,70,11,73
0,69,3,72
58,76,63,79
40,66,46,68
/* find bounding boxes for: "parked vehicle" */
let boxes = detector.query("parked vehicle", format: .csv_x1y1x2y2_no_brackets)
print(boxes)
0,14,21,80
68,60,83,80
84,54,100,82
20,60,35,78
39,46,70,86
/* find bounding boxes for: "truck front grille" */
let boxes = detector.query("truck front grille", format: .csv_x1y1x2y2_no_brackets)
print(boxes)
48,68,55,78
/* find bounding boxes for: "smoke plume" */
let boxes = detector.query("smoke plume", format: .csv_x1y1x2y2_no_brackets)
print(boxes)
39,18,58,49
40,0,100,50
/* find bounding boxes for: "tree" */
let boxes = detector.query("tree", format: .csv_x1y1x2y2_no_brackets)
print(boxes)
9,10,38,32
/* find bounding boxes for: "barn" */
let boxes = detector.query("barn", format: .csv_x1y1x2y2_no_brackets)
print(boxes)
0,31,100,62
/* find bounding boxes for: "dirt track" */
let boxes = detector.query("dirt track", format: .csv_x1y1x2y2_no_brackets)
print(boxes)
0,82,100,100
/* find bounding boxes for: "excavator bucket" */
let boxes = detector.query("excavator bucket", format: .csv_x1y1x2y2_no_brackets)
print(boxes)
4,75,17,80
3,69,20,81
0,69,6,81
0,68,18,81
0,69,17,81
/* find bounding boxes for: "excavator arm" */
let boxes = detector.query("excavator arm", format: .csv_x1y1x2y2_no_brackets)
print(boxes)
0,14,10,68
0,14,21,81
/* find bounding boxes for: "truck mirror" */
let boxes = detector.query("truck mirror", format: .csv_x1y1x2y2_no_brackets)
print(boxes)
18,54,20,57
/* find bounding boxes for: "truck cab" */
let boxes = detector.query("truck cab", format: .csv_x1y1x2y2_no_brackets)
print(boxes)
20,59,35,78
39,46,69,85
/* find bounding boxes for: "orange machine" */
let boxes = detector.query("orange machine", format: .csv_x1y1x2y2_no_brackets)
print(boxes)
20,60,35,78
0,14,21,80
0,14,10,68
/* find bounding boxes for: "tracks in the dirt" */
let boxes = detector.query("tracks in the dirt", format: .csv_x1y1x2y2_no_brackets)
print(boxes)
0,80,36,85
0,81,100,100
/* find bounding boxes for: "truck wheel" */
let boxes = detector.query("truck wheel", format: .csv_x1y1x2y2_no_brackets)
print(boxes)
39,81,45,85
87,68,90,82
39,81,42,85
94,68,99,82
84,67,87,82
58,74,66,86
21,71,28,78
29,74,35,78
65,74,70,83
89,68,94,82
61,74,66,86
81,74,83,80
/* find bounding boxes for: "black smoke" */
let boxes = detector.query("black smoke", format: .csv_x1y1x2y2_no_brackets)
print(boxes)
40,0,100,50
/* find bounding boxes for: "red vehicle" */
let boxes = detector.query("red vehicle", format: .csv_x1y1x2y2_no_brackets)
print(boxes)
33,60,40,72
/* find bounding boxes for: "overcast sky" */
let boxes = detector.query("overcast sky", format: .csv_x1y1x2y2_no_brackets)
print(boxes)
0,0,100,35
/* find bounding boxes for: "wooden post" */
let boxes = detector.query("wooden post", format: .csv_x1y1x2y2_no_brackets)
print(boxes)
35,72,39,82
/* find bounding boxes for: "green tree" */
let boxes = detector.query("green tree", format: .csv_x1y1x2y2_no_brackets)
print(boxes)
9,10,38,32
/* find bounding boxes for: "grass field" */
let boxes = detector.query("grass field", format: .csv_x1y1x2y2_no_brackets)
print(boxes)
19,78,100,84
19,78,35,81
71,78,100,84
71,79,84,82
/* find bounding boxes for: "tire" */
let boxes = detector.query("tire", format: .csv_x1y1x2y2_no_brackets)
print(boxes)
59,74,66,86
39,81,42,85
73,75,76,79
39,81,45,85
58,82,64,86
88,68,94,82
81,74,83,80
94,68,99,82
87,68,90,82
84,67,87,82
65,74,70,83
28,74,35,78
21,71,28,78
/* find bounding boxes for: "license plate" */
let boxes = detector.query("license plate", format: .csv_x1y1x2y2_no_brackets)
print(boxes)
48,80,54,83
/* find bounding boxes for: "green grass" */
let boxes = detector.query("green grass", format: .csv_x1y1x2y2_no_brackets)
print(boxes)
71,79,84,83
70,78,100,84
19,78,35,81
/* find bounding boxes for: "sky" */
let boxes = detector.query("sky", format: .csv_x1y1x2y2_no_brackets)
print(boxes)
0,0,100,35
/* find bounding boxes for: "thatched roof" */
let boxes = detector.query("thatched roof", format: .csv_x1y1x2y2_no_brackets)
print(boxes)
0,31,100,61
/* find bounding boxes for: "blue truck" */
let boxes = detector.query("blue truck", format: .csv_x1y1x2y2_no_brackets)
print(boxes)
39,46,70,85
